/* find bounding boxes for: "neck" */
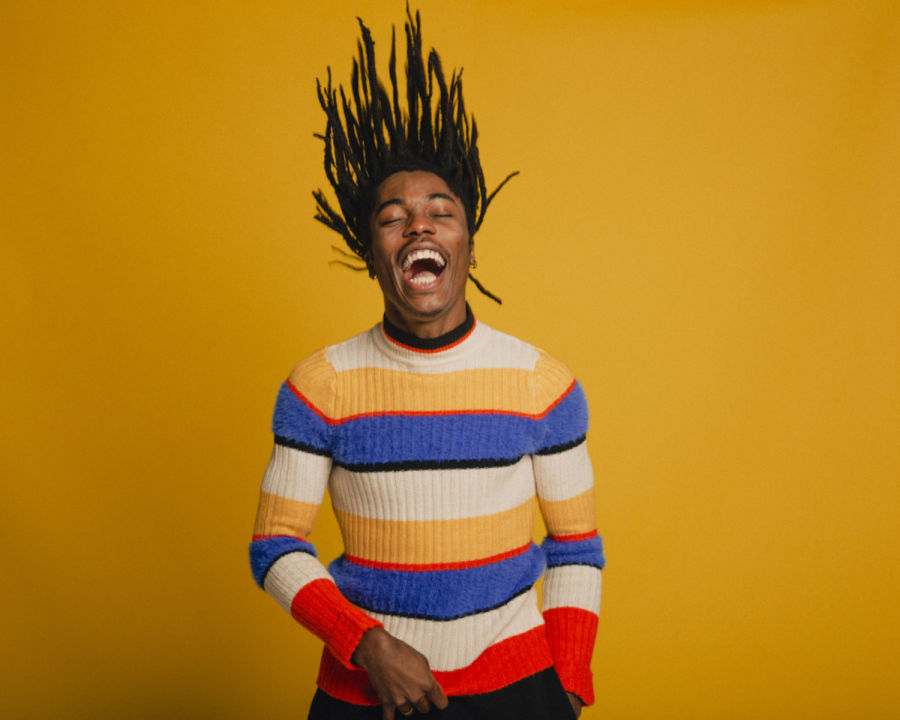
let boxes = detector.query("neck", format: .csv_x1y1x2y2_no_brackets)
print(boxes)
383,299,468,340
382,304,475,352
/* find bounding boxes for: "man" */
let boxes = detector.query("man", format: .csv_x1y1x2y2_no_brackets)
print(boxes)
250,10,605,719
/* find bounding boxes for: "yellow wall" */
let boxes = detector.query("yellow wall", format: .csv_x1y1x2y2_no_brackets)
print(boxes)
2,1,898,717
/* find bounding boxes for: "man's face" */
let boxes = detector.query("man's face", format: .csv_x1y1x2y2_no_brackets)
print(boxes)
367,170,473,337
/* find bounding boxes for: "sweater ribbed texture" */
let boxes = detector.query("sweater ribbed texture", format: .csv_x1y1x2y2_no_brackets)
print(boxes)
250,318,605,704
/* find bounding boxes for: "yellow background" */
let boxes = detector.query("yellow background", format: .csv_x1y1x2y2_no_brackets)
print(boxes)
2,1,898,718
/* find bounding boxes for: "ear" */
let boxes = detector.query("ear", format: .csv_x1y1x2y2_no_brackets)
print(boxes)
469,242,477,269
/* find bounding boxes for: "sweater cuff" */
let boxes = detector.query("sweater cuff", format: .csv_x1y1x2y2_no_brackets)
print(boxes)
329,605,384,669
544,606,599,706
290,578,383,670
555,660,594,707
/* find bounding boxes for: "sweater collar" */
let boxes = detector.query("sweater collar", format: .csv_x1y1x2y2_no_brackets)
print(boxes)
381,304,476,353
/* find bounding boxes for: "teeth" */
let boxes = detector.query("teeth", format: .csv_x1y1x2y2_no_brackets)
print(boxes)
402,248,446,271
409,272,437,285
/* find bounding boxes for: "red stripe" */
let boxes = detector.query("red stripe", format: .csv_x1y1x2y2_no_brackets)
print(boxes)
548,529,598,543
316,624,553,705
291,579,383,669
285,379,332,423
344,542,532,571
287,378,577,426
251,533,307,542
543,606,599,705
382,320,476,354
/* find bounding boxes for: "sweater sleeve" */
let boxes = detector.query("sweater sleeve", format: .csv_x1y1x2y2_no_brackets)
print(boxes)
532,354,605,706
249,351,382,668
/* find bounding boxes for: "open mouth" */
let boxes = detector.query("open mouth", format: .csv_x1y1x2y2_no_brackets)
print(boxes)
401,248,447,287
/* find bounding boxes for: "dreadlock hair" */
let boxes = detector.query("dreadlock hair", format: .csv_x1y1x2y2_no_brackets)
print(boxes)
312,6,517,304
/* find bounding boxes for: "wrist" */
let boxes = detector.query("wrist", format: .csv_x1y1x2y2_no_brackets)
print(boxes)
351,626,389,669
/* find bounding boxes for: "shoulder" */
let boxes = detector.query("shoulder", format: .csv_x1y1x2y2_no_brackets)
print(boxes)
282,325,378,408
480,323,578,404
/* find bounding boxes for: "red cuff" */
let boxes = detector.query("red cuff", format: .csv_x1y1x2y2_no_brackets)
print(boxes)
290,578,383,669
544,606,599,706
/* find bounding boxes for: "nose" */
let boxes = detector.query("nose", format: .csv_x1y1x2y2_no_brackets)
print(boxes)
405,209,435,236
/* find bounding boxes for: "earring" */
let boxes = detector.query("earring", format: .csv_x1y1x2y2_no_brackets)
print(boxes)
470,256,477,269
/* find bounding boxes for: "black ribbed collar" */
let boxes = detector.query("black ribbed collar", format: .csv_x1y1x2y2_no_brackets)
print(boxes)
382,304,475,352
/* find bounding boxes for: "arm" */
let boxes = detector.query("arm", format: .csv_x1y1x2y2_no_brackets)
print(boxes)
250,365,448,717
250,438,383,668
250,361,383,668
533,365,605,708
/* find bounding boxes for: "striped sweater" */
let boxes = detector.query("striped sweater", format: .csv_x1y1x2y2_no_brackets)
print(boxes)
249,311,605,705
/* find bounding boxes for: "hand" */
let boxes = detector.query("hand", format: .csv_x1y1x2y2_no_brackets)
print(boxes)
567,691,583,718
352,627,449,719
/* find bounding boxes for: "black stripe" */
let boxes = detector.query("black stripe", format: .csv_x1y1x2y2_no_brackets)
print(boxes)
546,559,606,570
534,435,586,456
382,303,475,350
274,435,332,457
351,583,535,622
334,455,524,473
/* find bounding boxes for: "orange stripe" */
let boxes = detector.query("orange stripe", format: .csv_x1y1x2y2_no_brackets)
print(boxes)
287,377,576,425
549,529,598,543
344,541,532,571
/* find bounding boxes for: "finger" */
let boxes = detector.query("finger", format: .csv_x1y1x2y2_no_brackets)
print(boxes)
429,682,449,710
412,695,431,713
381,704,395,720
397,703,415,717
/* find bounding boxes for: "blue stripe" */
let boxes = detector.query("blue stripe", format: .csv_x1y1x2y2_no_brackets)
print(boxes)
536,381,589,453
328,543,546,620
330,413,538,468
271,383,332,455
271,380,588,466
249,536,318,588
541,535,606,570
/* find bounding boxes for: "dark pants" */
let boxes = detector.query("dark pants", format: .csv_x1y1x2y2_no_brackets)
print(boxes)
308,667,576,720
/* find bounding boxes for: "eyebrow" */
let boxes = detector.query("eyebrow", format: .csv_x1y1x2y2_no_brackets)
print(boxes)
374,193,456,215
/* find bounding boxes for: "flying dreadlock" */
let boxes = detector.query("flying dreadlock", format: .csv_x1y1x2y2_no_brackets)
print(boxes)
312,7,517,304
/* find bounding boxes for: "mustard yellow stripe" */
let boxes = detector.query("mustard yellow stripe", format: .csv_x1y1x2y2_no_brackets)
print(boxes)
335,498,535,565
534,352,576,411
287,349,335,416
538,488,597,537
253,492,321,538
295,366,574,420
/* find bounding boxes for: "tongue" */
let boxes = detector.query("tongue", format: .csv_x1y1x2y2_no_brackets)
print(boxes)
411,259,442,278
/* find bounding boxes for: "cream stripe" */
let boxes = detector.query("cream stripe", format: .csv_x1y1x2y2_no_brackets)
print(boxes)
263,552,333,614
325,324,540,374
336,499,535,565
254,492,320,538
261,444,331,504
538,488,597,537
329,458,536,521
533,442,594,501
372,588,544,672
542,565,603,614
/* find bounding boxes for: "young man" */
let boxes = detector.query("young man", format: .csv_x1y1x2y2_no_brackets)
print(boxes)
250,10,605,719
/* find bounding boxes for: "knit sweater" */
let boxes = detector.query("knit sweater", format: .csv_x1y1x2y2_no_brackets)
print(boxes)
249,310,605,705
